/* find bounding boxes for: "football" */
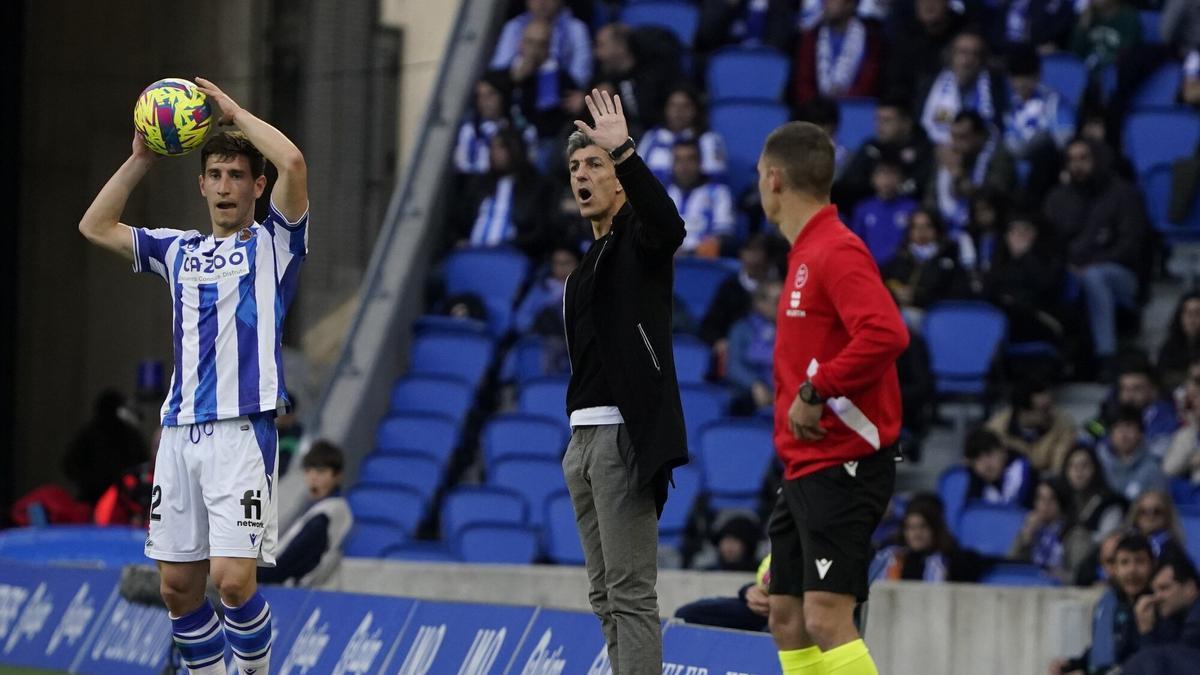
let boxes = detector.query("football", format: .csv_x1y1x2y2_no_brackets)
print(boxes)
132,78,213,156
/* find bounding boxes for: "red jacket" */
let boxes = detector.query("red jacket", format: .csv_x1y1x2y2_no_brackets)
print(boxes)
791,19,884,107
773,206,908,479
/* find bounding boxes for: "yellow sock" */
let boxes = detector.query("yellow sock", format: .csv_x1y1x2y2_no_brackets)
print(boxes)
822,639,878,674
779,645,824,674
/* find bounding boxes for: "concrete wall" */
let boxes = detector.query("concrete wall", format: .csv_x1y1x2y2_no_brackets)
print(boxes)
326,560,1102,675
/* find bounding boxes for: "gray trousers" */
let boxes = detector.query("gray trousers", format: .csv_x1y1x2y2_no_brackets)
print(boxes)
562,424,661,675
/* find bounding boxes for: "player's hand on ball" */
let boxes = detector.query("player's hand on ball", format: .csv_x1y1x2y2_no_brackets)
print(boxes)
194,77,242,125
788,394,826,441
574,88,629,152
131,130,157,162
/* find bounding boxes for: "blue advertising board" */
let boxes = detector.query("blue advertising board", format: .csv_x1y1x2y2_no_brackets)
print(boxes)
504,608,610,675
0,563,118,672
72,593,173,674
381,601,536,675
661,622,781,675
275,590,416,675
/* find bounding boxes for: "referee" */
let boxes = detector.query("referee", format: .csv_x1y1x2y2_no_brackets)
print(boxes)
757,122,909,675
561,89,688,675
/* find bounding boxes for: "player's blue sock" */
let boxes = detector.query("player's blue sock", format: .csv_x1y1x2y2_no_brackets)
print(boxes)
170,601,228,674
223,592,272,674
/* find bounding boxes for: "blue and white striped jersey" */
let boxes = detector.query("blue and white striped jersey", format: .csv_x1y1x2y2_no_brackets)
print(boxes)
131,201,307,426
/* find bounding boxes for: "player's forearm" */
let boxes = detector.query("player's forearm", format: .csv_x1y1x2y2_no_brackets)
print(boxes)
78,155,152,241
227,107,306,176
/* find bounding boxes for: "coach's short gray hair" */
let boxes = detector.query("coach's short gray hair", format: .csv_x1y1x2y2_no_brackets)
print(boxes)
565,130,594,160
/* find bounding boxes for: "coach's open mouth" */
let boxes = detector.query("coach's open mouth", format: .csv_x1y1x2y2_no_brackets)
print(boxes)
577,187,592,204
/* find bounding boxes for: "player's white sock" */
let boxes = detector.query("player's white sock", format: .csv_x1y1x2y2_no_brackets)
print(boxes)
170,601,228,674
223,592,272,674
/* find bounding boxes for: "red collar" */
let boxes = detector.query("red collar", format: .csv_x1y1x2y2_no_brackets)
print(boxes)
791,204,840,252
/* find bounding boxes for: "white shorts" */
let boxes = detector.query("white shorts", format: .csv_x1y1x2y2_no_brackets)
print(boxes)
145,413,278,565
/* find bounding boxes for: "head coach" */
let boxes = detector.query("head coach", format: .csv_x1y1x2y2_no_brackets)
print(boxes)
560,89,688,675
758,121,909,675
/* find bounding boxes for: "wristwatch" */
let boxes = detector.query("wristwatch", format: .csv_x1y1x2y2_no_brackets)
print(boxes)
798,381,825,405
609,136,636,161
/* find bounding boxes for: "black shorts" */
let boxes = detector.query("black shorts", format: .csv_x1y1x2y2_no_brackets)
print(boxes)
768,447,896,602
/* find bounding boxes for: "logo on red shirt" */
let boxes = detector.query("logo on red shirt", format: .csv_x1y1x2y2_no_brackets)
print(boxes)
794,263,809,289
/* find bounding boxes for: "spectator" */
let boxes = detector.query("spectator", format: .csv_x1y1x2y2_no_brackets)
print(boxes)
850,157,919,266
1002,46,1075,204
1185,50,1200,108
1158,293,1200,391
514,244,580,334
698,232,783,347
1105,361,1181,457
919,32,1006,146
490,0,592,88
1010,478,1094,581
983,215,1066,346
869,494,983,582
258,440,353,587
727,280,781,413
1098,406,1168,501
1053,532,1154,674
666,139,736,256
835,97,935,207
963,427,1036,508
1070,0,1142,71
926,111,1017,234
1044,139,1148,376
885,0,971,102
504,19,585,139
638,85,728,187
1134,552,1200,652
593,22,680,131
791,0,885,106
1126,489,1188,559
62,390,149,505
453,127,553,258
993,0,1077,55
987,380,1076,474
674,554,771,632
1063,444,1129,543
706,511,763,572
881,208,970,329
93,429,157,527
963,188,1007,276
1164,358,1200,482
1162,0,1200,55
1076,528,1125,587
454,73,537,176
696,0,795,53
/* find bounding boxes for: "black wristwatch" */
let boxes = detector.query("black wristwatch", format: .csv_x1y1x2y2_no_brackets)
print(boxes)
798,381,825,405
609,136,636,161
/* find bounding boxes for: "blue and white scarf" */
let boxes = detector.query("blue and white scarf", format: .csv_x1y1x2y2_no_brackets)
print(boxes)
469,176,515,246
921,69,995,145
816,18,867,97
936,137,995,232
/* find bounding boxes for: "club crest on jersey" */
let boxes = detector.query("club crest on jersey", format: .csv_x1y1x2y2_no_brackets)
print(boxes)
238,228,254,242
179,249,250,284
794,264,809,289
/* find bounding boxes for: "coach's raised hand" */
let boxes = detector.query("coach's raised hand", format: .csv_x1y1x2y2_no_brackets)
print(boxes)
574,89,629,153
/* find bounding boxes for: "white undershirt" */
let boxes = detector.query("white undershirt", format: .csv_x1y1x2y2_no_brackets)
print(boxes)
569,406,625,427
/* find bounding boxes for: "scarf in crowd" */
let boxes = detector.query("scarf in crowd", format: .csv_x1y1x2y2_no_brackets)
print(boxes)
936,137,995,231
875,547,949,582
469,176,515,246
921,69,995,144
1032,521,1065,569
816,18,867,97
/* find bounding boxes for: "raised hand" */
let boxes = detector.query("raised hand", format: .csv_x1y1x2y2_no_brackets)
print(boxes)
573,88,629,152
193,77,242,125
131,130,157,163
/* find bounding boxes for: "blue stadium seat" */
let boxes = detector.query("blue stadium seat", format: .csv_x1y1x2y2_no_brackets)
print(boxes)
347,485,425,534
0,525,147,568
1170,477,1200,508
675,257,737,323
1182,512,1200,565
375,412,459,465
710,101,790,197
481,412,570,468
388,375,474,420
499,335,569,384
359,453,443,500
382,541,459,562
958,504,1027,557
343,522,407,558
707,47,790,102
1140,165,1200,243
490,457,567,527
673,334,711,384
517,376,570,419
621,1,699,47
413,314,489,336
455,523,541,564
409,331,495,388
981,563,1062,587
937,466,971,537
660,465,702,548
545,489,586,565
697,418,775,511
679,384,731,447
837,98,878,153
443,246,531,337
1140,10,1162,44
1041,54,1087,109
440,485,530,540
1132,63,1181,110
1124,109,1200,176
922,301,1007,398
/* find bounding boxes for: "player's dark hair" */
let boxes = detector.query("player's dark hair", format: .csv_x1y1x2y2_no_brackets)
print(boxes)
1115,531,1153,558
302,439,345,474
200,131,266,177
963,427,1004,460
762,121,835,199
1155,549,1200,587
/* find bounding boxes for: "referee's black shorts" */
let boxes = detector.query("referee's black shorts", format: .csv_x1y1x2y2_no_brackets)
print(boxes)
768,446,896,602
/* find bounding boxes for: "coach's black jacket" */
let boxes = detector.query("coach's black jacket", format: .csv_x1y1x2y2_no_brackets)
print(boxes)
564,153,689,515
